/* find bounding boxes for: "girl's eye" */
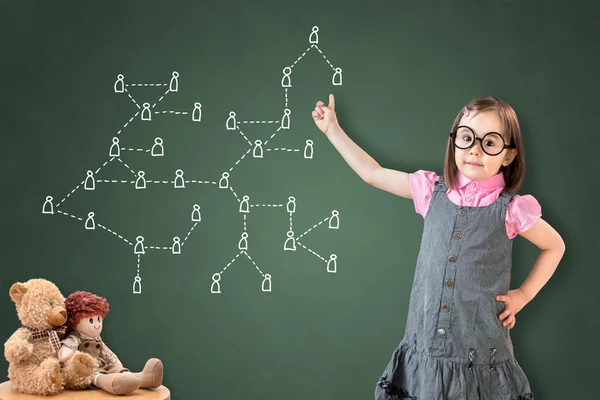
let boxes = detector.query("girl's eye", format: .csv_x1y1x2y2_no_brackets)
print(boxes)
97,317,101,323
89,318,94,324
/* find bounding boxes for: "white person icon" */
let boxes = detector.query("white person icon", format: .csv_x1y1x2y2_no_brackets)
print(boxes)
172,237,181,254
141,102,152,121
132,275,142,294
238,232,249,250
327,254,337,273
42,196,54,214
174,169,185,188
113,74,124,93
329,210,339,229
281,109,291,129
85,212,96,230
262,274,272,292
192,103,202,122
304,140,314,159
109,137,120,157
134,236,145,254
309,26,319,44
284,231,296,251
211,273,222,294
151,138,164,156
253,140,264,158
84,170,95,190
287,196,296,213
281,67,292,87
135,171,146,189
226,111,237,130
169,71,179,92
219,172,230,189
191,204,202,222
239,196,250,213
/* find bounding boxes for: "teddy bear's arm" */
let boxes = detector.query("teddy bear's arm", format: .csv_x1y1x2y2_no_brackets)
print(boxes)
4,328,34,364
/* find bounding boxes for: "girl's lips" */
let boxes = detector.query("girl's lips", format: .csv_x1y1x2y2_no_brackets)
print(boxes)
467,162,482,166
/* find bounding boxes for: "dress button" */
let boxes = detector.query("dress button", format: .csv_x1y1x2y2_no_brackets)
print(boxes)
441,305,449,313
469,183,475,189
459,208,467,216
437,328,446,337
453,231,462,240
465,197,472,202
448,255,457,263
446,280,454,287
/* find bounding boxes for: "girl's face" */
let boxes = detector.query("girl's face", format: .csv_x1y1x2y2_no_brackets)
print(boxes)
454,111,517,181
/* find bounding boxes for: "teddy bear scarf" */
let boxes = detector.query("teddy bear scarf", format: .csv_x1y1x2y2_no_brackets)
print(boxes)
25,326,67,352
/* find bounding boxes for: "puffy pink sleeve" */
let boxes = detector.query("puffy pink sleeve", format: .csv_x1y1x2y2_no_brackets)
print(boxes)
505,194,542,239
408,170,439,217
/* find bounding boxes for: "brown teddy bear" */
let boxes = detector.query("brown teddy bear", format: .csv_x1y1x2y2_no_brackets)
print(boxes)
58,290,163,395
3,278,95,396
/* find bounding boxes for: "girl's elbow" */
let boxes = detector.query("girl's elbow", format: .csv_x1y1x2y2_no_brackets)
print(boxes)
553,236,566,258
362,166,376,186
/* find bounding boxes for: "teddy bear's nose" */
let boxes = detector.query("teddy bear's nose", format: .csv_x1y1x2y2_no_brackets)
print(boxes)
60,311,67,318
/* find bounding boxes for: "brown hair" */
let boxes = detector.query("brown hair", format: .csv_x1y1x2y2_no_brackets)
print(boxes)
64,291,109,330
443,96,526,194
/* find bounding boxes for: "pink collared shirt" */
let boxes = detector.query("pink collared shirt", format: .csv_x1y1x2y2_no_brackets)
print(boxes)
408,170,542,239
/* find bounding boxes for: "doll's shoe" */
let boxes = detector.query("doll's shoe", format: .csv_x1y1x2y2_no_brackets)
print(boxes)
132,358,163,388
95,373,141,395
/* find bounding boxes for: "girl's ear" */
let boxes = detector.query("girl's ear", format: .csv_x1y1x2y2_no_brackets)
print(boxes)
503,149,517,166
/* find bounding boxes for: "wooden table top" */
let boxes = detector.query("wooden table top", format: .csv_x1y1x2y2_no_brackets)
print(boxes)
0,381,170,399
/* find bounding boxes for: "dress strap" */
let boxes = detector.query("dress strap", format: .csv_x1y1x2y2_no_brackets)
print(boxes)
433,174,446,193
497,191,516,207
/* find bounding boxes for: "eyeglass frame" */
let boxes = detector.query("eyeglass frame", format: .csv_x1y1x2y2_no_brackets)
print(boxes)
449,125,516,156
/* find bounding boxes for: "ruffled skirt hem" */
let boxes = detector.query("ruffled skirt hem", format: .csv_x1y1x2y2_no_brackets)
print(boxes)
374,341,534,400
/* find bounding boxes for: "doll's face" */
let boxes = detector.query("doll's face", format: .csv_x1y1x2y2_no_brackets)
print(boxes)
75,314,103,337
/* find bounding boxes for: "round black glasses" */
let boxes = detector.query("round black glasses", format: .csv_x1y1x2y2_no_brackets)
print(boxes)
449,126,515,156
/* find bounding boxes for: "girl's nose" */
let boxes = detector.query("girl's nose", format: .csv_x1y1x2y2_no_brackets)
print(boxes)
469,140,483,155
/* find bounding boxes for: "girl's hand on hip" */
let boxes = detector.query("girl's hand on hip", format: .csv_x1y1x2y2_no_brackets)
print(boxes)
312,93,339,135
496,288,529,329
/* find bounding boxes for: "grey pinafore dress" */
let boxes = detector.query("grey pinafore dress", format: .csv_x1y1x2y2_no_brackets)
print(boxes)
375,176,534,400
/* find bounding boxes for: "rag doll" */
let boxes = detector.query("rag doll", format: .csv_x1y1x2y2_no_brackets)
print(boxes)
58,290,163,395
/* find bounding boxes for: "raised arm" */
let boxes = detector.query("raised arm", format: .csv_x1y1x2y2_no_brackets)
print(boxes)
312,94,412,199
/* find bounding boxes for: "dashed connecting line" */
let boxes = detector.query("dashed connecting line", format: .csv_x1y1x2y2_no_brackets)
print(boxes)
154,110,189,115
239,120,279,124
127,83,168,87
41,25,343,295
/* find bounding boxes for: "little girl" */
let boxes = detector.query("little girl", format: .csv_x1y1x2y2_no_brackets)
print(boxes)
312,95,565,400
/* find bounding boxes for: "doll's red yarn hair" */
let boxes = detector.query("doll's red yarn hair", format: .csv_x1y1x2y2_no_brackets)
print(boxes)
64,290,110,330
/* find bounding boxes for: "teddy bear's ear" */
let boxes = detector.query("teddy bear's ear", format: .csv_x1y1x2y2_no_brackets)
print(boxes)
9,283,28,305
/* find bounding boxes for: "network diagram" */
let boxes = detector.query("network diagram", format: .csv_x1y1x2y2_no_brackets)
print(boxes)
42,26,343,295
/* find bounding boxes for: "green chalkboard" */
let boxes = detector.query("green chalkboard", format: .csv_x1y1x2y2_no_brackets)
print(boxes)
0,1,598,399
